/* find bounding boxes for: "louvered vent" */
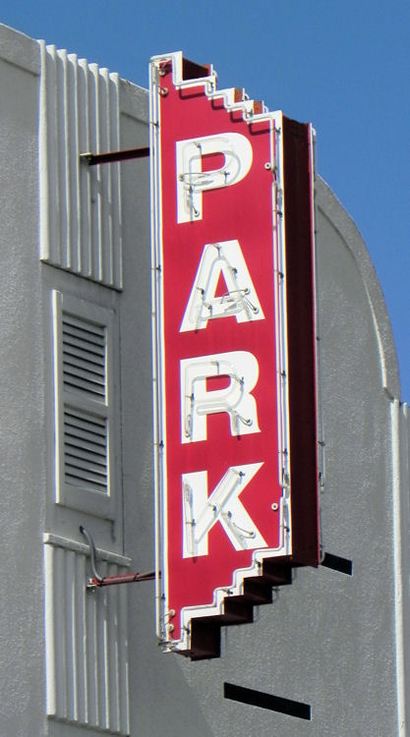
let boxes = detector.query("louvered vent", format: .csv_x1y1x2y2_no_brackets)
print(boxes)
61,310,109,496
64,408,108,494
62,314,106,399
54,292,115,515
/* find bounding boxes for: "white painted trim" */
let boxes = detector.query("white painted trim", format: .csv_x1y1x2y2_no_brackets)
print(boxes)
149,57,168,641
44,539,130,733
43,532,131,567
39,43,123,288
391,399,407,736
44,543,57,716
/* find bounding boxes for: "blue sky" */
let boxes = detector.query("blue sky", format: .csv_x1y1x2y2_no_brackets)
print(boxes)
2,1,409,397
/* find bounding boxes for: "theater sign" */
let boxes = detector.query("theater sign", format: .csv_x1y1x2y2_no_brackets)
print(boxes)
149,52,320,658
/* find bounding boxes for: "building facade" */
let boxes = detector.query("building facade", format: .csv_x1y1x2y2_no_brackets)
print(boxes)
0,22,409,737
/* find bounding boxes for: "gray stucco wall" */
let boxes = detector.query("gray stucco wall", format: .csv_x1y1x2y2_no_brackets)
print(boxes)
0,26,46,737
127,177,407,737
0,22,408,737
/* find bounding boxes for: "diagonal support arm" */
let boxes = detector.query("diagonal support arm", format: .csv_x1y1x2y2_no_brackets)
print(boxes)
79,526,156,589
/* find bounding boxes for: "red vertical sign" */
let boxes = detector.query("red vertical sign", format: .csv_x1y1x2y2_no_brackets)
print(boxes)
150,53,319,658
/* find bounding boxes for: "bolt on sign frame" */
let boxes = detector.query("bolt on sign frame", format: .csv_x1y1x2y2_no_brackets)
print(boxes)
150,52,319,659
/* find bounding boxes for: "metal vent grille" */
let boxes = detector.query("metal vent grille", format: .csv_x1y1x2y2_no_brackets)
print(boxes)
62,314,106,399
64,408,108,494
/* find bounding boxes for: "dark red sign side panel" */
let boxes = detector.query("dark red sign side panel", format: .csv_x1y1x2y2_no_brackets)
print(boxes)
282,117,320,567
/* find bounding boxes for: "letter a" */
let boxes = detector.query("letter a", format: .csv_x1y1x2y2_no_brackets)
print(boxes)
180,240,265,332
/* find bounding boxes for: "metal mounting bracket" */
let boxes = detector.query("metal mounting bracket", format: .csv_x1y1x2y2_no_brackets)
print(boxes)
80,146,150,166
79,526,155,589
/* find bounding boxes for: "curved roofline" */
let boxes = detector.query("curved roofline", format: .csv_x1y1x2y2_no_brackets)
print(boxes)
316,176,400,400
